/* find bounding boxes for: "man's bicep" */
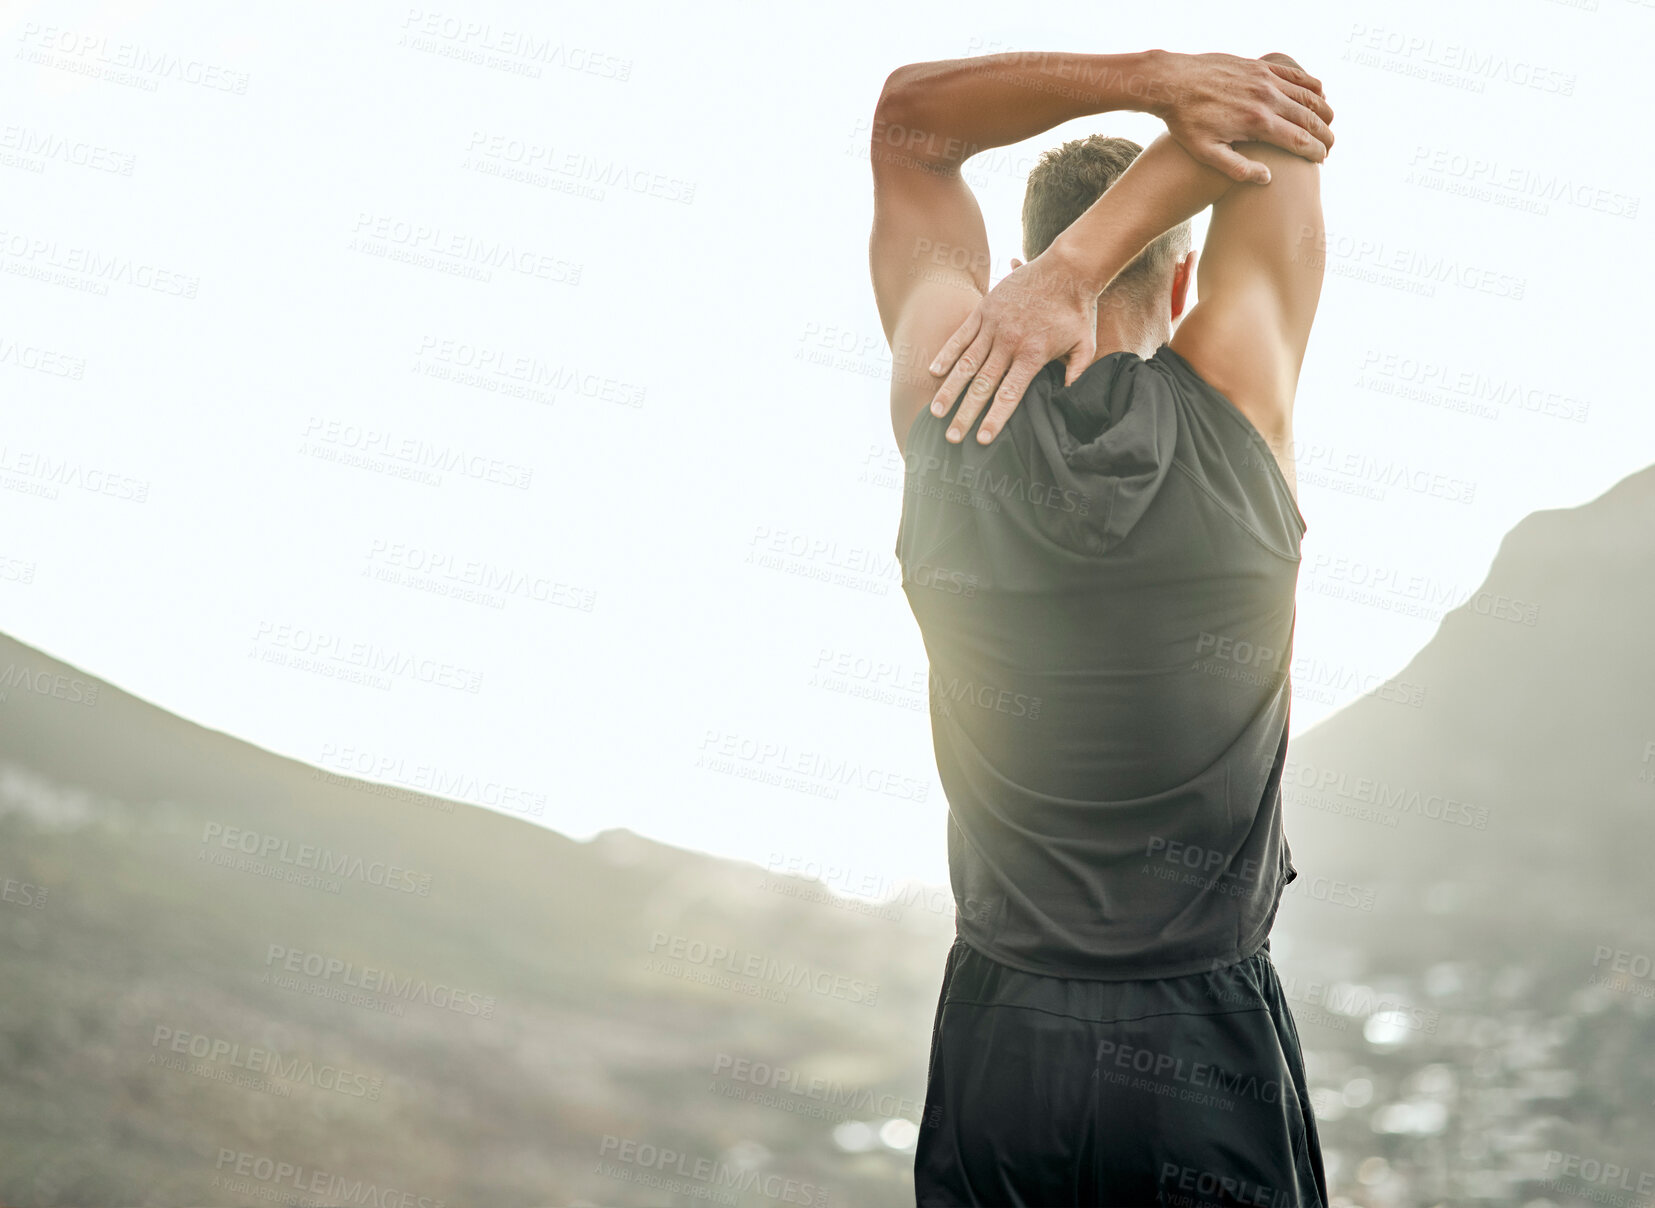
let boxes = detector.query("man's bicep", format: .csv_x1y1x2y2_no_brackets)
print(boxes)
1168,142,1324,428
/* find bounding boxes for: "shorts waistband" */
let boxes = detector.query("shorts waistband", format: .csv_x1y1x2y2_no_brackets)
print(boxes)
939,937,1282,1027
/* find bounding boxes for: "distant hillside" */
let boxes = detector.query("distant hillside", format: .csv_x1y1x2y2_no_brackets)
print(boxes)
1280,465,1655,967
1,466,1652,1206
0,630,955,1206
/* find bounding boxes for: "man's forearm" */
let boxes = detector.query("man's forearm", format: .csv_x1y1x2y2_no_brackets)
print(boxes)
1044,132,1234,296
875,49,1178,170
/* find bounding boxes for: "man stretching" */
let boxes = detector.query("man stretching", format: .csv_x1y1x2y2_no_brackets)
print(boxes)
867,48,1332,1205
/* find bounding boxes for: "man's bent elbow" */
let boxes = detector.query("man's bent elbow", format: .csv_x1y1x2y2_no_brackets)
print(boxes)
876,65,921,115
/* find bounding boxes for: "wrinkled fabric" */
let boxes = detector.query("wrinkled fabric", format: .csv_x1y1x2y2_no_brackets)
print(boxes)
895,344,1309,981
913,937,1327,1207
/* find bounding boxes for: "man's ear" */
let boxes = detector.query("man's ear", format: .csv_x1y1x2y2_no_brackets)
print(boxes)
1169,250,1197,320
1010,257,1023,270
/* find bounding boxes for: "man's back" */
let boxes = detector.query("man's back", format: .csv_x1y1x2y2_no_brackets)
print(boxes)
867,48,1334,1203
897,342,1306,979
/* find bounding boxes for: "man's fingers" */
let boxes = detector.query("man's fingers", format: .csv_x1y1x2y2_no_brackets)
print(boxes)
948,341,1014,442
1264,58,1322,95
1270,83,1335,151
1268,90,1334,157
930,324,991,418
976,352,1046,444
1277,79,1330,131
1202,141,1270,185
1061,336,1096,388
927,309,982,386
1309,90,1335,127
1258,111,1328,163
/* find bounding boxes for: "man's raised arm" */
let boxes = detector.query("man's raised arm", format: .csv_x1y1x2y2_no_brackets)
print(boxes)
870,49,1332,450
924,54,1327,446
878,49,1331,184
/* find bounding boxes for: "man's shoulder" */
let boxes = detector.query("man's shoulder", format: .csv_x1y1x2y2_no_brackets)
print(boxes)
1161,329,1293,449
1153,343,1303,523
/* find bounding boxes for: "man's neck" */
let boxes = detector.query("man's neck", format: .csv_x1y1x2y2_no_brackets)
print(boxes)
1093,302,1170,364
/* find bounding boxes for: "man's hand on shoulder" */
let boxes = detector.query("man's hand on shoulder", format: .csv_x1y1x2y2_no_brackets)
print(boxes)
923,245,1106,444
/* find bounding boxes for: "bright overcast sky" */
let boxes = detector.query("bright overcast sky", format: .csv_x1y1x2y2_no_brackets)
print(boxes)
3,0,1648,892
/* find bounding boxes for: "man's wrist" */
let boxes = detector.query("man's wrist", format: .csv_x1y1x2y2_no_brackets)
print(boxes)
1039,237,1116,302
1137,48,1182,123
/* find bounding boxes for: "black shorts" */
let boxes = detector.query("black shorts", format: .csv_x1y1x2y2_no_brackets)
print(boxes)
913,938,1326,1207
